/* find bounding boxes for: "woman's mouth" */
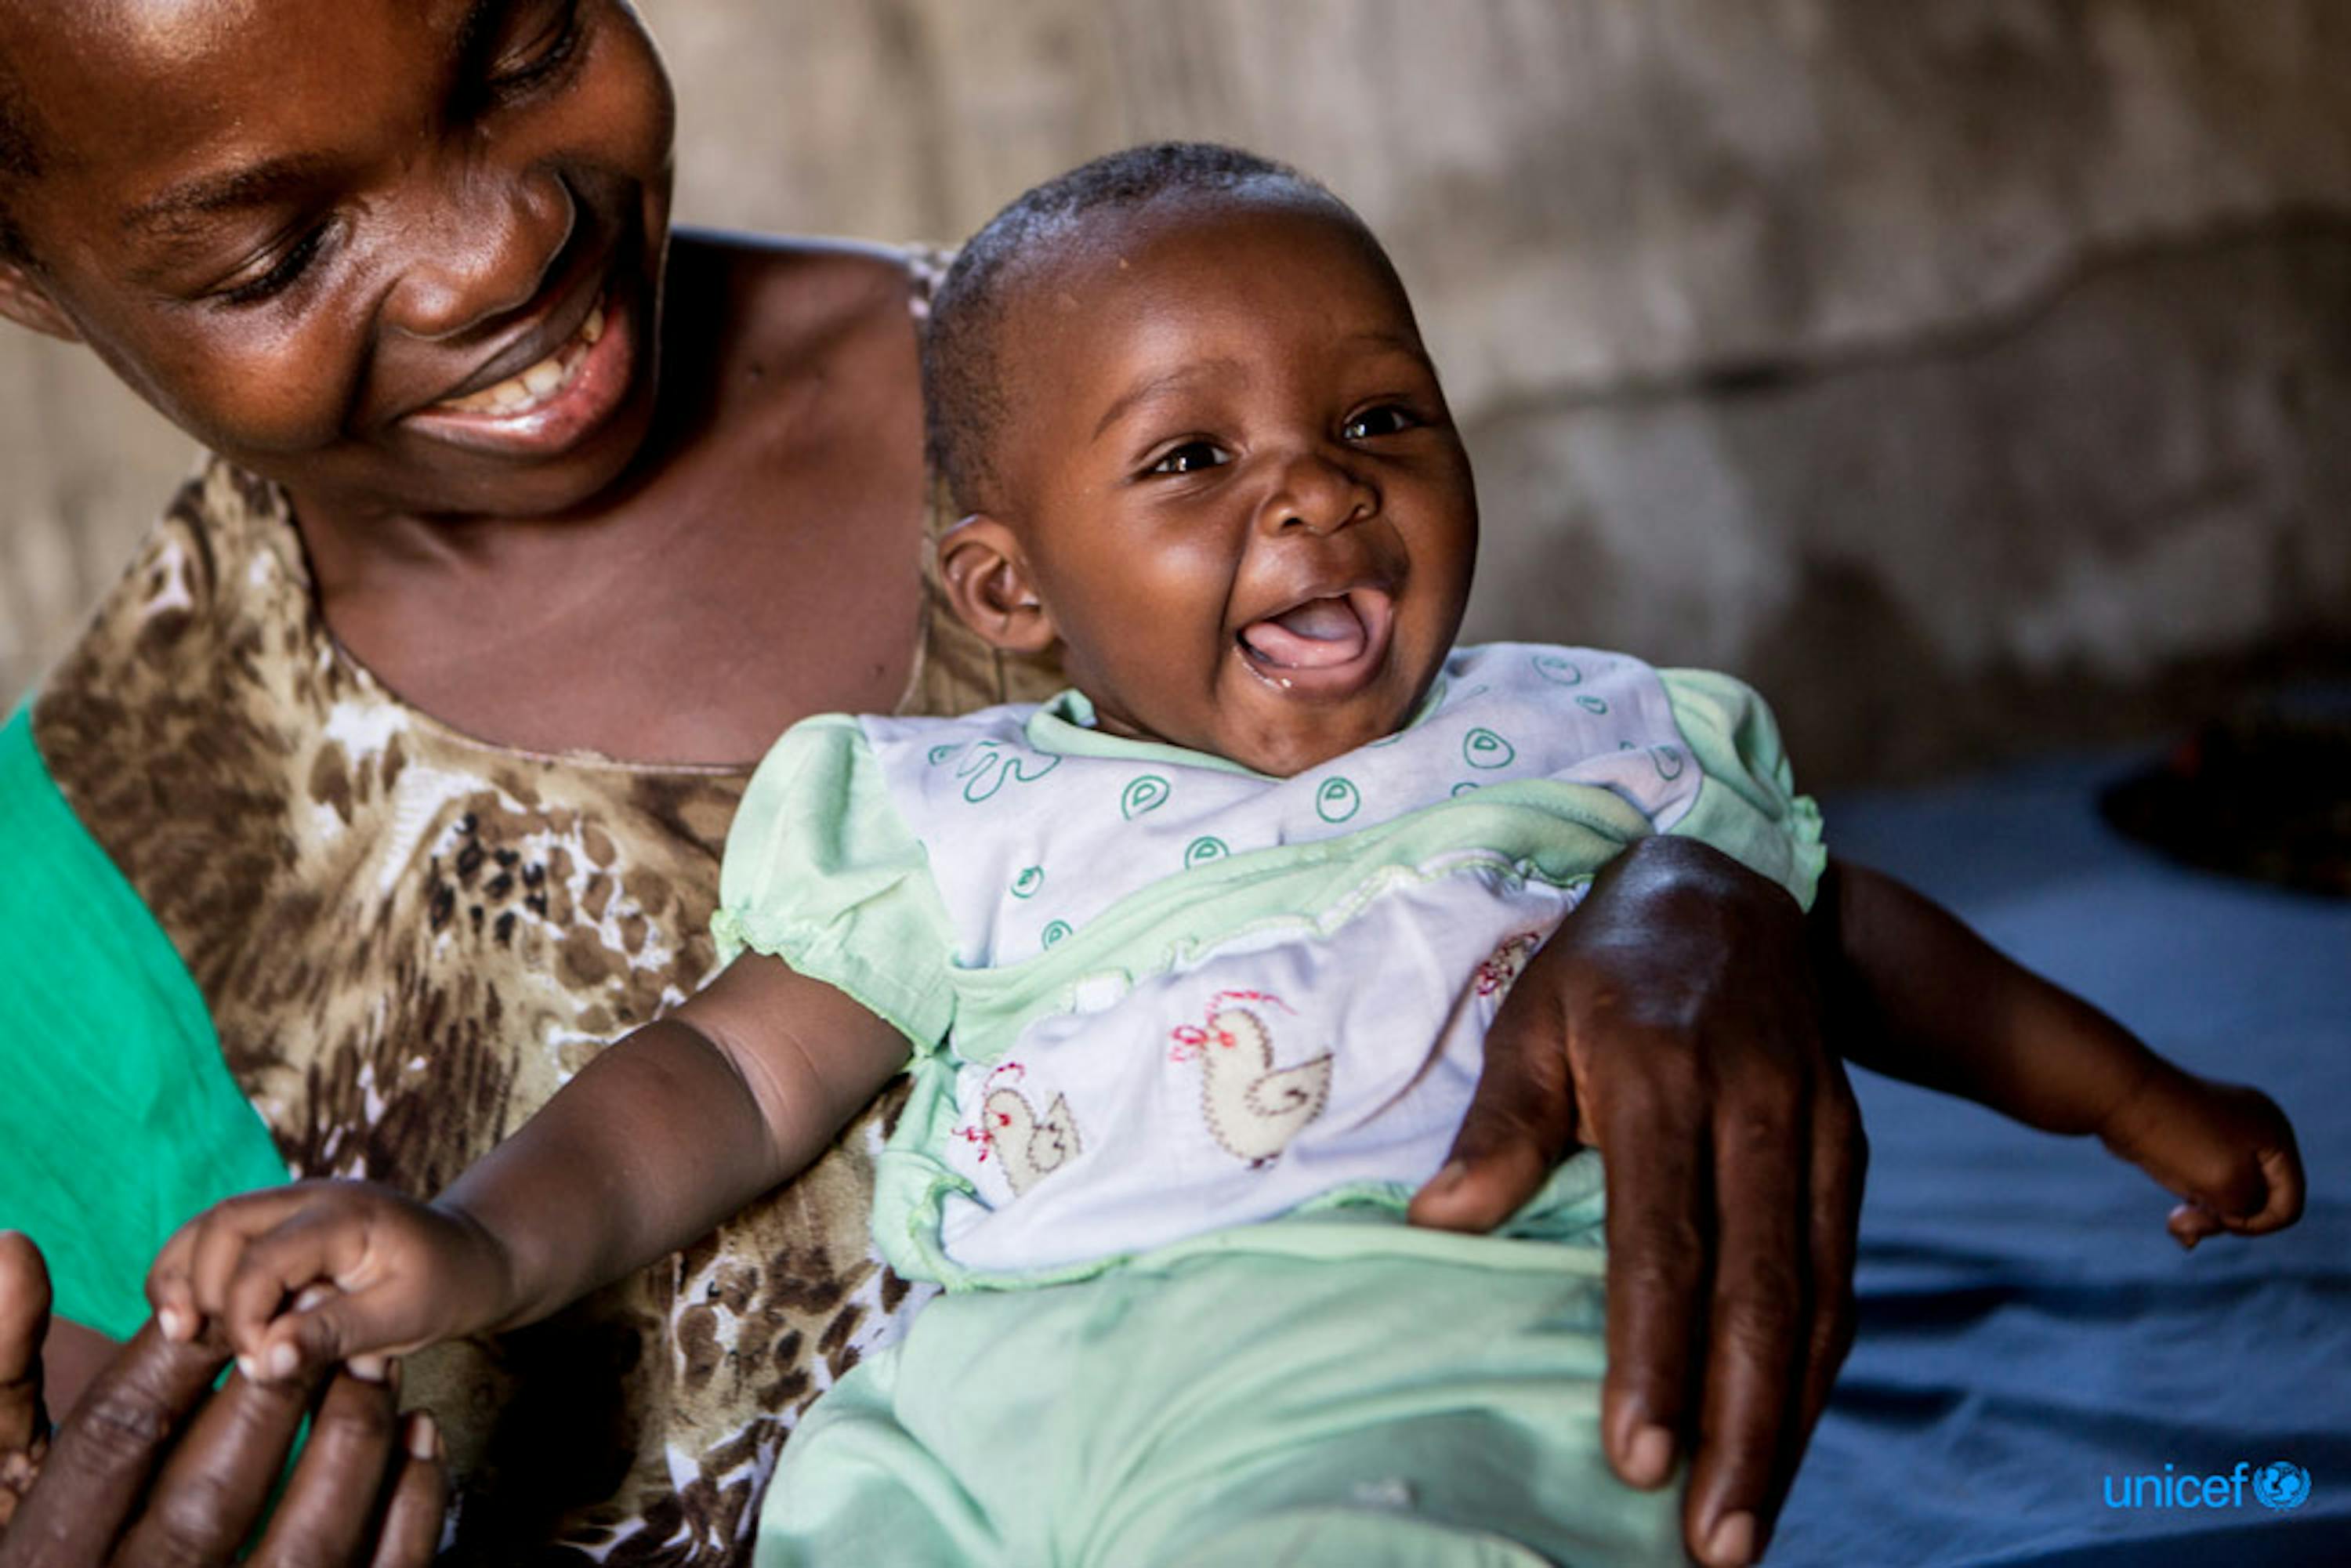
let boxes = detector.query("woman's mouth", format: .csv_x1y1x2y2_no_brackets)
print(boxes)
403,286,639,458
433,303,606,417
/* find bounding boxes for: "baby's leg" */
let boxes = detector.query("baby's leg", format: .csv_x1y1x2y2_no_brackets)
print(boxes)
761,1210,1683,1568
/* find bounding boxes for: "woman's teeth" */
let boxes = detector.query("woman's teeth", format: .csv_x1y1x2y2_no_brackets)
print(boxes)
437,303,607,416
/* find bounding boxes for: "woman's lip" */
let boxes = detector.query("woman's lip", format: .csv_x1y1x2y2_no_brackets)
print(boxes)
399,284,638,458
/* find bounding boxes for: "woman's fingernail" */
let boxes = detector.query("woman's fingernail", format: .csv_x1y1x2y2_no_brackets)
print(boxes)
158,1305,192,1342
1704,1510,1757,1566
408,1411,440,1461
236,1354,263,1382
293,1284,335,1313
348,1353,389,1382
1625,1422,1675,1486
266,1342,299,1381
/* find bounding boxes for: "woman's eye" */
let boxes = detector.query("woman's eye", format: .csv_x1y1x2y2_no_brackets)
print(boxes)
1342,405,1417,441
1147,440,1230,476
490,0,585,94
216,226,330,309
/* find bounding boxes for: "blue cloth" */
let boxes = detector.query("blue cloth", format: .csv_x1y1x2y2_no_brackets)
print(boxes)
1773,754,2351,1566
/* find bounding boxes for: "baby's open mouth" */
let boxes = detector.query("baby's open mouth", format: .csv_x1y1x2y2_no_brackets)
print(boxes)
1238,592,1382,670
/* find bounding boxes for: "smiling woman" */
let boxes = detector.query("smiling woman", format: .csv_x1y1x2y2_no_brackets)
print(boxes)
0,3,1873,1565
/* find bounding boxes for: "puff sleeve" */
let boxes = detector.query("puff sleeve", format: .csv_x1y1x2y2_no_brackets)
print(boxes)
713,715,959,1051
1659,669,1828,911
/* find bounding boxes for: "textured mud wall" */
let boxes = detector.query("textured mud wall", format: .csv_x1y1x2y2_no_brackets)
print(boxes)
5,0,2348,781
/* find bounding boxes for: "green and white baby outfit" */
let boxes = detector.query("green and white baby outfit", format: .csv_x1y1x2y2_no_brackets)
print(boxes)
723,644,1824,1567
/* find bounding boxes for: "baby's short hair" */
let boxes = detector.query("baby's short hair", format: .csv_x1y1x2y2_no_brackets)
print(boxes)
922,140,1357,516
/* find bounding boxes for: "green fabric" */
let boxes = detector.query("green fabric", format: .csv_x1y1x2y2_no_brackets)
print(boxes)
0,706,289,1338
732,671,1820,1071
1661,667,1828,907
757,1210,1682,1567
713,712,962,1050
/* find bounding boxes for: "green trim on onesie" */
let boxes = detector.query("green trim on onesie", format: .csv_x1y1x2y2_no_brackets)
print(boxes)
939,785,1647,1060
0,706,291,1338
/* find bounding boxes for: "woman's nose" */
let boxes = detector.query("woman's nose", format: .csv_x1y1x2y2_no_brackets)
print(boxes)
382,165,575,342
1259,448,1378,536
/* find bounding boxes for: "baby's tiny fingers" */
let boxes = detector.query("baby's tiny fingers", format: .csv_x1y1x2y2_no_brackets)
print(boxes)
2167,1202,2224,1250
145,1227,206,1342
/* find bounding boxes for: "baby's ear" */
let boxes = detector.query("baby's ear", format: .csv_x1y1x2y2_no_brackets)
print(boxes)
0,259,81,343
940,515,1057,655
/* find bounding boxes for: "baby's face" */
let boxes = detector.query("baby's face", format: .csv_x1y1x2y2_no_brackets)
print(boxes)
994,197,1476,777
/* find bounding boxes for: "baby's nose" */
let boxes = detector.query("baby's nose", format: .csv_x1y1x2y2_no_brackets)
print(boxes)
1259,449,1377,536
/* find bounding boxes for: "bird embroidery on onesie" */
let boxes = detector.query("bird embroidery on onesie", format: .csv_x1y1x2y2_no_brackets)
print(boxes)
1166,992,1334,1168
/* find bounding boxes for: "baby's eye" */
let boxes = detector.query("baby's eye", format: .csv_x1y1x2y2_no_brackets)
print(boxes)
1342,405,1417,441
1147,440,1230,476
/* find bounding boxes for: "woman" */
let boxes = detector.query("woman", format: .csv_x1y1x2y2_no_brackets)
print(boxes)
0,3,1860,1563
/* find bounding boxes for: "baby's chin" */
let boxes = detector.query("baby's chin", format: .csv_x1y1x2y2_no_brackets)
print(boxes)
1212,697,1418,778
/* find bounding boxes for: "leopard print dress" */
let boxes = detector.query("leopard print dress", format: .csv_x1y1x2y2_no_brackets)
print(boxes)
27,263,1060,1565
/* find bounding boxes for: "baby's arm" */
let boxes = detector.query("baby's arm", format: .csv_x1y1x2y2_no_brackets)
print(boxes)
147,954,911,1380
1817,860,2303,1244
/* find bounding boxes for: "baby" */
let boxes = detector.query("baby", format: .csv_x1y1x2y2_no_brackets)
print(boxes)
150,144,2302,1567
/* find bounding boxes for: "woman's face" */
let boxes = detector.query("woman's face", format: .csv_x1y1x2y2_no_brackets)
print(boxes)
0,0,676,521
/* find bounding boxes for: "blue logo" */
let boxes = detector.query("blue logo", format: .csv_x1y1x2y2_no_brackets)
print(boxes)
2255,1460,2312,1512
2103,1460,2311,1513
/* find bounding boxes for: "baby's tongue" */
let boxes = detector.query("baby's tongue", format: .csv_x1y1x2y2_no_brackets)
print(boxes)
1240,596,1367,668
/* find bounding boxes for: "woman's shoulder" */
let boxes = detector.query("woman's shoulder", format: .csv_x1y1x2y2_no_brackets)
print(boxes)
667,230,941,378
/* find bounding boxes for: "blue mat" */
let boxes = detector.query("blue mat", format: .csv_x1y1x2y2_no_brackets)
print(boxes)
1771,755,2350,1566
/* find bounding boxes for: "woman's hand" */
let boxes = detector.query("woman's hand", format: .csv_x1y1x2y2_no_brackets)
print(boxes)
0,1231,445,1568
1410,834,1864,1568
0,1237,50,1534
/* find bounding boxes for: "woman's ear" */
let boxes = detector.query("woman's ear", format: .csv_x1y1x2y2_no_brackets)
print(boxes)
0,258,80,342
940,516,1057,655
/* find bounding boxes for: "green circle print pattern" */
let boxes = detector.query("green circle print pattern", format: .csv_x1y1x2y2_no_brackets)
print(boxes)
1463,727,1516,770
1121,774,1172,820
1315,777,1361,823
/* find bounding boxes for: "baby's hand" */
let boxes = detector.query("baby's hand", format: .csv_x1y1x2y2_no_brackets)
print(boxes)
2096,1064,2305,1248
147,1179,512,1383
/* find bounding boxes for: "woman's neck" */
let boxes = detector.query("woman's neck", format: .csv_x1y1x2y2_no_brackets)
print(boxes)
285,233,933,766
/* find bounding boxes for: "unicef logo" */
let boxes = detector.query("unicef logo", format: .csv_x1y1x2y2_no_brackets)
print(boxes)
2253,1460,2312,1512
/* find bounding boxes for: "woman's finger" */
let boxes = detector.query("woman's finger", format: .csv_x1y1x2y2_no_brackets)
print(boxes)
0,1233,53,1533
0,1320,226,1567
1407,982,1578,1233
365,1414,447,1568
1795,1064,1864,1447
245,1365,402,1568
1593,1064,1705,1494
0,1235,49,1442
1683,1087,1810,1568
107,1348,326,1566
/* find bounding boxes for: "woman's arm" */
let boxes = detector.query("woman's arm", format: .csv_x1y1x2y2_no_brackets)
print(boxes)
147,954,911,1380
1411,834,1860,1568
